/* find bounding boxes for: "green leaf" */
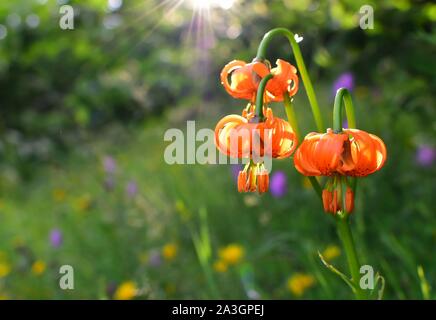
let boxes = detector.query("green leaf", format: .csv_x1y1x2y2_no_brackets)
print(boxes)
417,266,431,300
369,272,386,300
318,251,357,292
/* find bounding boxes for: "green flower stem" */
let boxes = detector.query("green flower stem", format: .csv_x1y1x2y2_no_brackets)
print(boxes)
283,94,322,199
308,177,322,199
333,88,356,132
336,214,366,300
283,94,300,140
256,74,274,120
333,87,357,193
256,28,325,132
333,89,364,299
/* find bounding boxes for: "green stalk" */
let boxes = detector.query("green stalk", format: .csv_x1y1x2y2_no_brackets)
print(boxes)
333,88,357,193
333,88,356,132
255,73,274,120
283,94,300,140
256,28,325,132
258,29,324,197
308,177,322,199
336,215,366,300
333,91,364,299
284,91,322,200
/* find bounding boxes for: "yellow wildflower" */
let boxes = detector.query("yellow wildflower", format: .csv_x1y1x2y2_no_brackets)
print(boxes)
31,260,46,275
287,273,315,297
165,283,176,295
0,294,9,300
213,260,228,273
114,281,137,300
0,262,11,278
218,244,244,265
322,245,341,262
162,243,177,261
73,194,92,212
52,188,66,202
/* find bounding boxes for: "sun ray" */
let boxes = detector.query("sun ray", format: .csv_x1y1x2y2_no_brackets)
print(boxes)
109,0,185,64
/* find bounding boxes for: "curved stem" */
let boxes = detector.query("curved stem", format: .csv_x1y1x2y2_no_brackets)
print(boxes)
333,91,363,300
333,88,357,132
256,28,325,132
283,94,300,140
308,177,322,199
283,94,322,200
336,215,366,300
255,74,274,120
333,88,358,193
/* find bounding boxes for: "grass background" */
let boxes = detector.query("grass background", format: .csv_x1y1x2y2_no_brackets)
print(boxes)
0,0,435,299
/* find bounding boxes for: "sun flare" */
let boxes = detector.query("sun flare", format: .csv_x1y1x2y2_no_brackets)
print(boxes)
188,0,235,10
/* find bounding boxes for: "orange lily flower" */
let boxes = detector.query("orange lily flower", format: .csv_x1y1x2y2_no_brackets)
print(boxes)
293,128,386,177
237,163,269,194
322,187,354,214
215,106,298,194
220,59,299,102
294,128,386,214
220,60,269,101
214,106,298,159
266,59,299,102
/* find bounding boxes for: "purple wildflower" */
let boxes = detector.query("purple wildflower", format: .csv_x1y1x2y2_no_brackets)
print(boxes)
103,156,116,174
270,171,288,198
49,229,63,248
333,72,354,95
148,250,162,267
126,180,138,198
416,145,435,167
342,120,348,129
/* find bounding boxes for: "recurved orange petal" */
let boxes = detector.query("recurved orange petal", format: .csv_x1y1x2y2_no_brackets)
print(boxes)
312,130,347,175
214,114,247,157
293,133,323,176
266,59,299,102
271,117,298,158
341,129,387,176
220,60,270,100
257,171,269,194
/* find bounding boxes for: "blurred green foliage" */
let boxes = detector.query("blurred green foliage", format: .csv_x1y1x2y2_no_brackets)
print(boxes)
0,0,435,299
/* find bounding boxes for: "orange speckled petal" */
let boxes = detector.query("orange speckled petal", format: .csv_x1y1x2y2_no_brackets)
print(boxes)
271,118,298,158
293,133,323,176
214,114,247,157
257,171,269,194
220,60,254,100
369,133,387,171
313,131,347,175
251,61,270,78
266,59,299,102
343,129,385,176
220,60,246,95
220,60,270,100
